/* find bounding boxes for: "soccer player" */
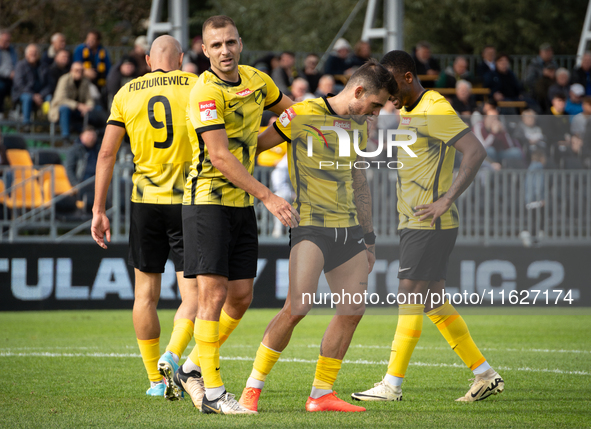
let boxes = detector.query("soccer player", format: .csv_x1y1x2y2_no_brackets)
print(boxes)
171,16,297,415
238,60,396,413
91,36,198,399
351,50,504,403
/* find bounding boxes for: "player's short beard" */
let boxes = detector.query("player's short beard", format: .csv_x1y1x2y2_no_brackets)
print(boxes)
347,101,368,124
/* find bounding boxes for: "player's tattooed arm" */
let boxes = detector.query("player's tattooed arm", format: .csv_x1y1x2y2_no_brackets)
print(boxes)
352,155,374,234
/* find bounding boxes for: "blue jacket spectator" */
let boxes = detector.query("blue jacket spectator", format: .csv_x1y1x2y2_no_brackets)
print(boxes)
485,54,522,101
324,38,351,76
73,30,111,89
475,46,496,81
571,52,591,96
565,84,585,116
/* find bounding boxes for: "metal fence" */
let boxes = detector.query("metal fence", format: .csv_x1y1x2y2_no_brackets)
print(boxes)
1,165,590,245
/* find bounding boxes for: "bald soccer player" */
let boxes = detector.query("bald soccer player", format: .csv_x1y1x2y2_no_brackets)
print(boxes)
92,36,199,399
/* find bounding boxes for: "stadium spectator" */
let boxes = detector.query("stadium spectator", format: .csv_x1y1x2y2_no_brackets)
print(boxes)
182,35,210,75
542,94,570,163
473,110,522,163
525,43,557,95
251,53,278,75
475,45,496,80
12,44,52,128
521,147,546,246
300,53,320,93
0,29,17,119
514,109,545,161
41,32,67,68
347,40,372,68
571,51,591,95
314,74,335,97
49,61,95,142
129,36,150,76
0,129,9,172
451,79,477,116
65,125,100,210
289,77,314,102
547,67,570,101
182,62,198,75
436,56,472,88
106,56,138,108
565,83,585,116
570,96,591,139
271,51,296,94
47,49,71,96
485,54,522,102
73,30,111,90
324,38,352,77
533,63,556,113
412,41,440,76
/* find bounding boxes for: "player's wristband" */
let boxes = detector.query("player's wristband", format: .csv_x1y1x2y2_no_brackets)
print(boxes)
364,231,376,245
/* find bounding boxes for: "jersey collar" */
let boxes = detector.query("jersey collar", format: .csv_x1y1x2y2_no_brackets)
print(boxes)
152,69,172,73
322,95,338,115
404,90,429,113
207,68,242,87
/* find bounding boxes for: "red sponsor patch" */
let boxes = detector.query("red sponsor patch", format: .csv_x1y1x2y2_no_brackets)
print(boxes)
236,88,253,97
278,107,297,127
401,116,411,125
199,100,216,111
286,107,297,120
333,120,351,130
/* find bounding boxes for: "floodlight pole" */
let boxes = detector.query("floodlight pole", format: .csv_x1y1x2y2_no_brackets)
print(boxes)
361,0,404,53
147,0,189,50
576,0,591,65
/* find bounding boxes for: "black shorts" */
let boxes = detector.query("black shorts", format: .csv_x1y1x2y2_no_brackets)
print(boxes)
290,225,366,273
398,228,458,281
183,205,258,281
128,202,184,273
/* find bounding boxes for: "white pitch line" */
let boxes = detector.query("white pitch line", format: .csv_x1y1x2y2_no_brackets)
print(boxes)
308,344,591,354
0,352,588,376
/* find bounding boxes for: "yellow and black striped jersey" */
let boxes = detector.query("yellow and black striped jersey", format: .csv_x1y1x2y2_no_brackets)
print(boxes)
107,69,197,204
273,96,367,228
184,65,282,206
396,90,469,230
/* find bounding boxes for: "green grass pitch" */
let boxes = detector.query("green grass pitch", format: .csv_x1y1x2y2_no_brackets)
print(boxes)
1,309,590,428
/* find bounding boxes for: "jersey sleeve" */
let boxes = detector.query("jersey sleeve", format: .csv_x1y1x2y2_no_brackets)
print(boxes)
273,104,302,143
259,71,283,109
106,88,125,128
427,98,470,146
187,79,226,134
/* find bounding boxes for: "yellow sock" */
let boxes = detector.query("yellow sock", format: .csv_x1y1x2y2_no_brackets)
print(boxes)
166,318,194,359
387,304,424,378
189,310,241,368
137,338,161,383
312,355,342,390
249,342,282,382
194,318,222,388
427,301,485,370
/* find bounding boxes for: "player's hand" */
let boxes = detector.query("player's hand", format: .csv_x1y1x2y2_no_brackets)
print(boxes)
263,193,300,228
91,212,111,249
414,199,452,228
366,244,376,274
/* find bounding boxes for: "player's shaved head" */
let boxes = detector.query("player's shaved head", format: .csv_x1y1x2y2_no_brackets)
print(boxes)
148,35,183,71
380,50,418,78
202,15,238,43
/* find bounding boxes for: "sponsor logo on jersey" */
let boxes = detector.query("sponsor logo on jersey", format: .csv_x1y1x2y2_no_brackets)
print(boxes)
279,107,297,127
401,116,411,125
236,88,253,97
199,100,217,121
333,120,351,130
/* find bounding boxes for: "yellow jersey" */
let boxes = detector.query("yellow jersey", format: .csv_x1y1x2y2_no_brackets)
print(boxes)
184,65,282,206
396,90,469,229
107,69,197,204
273,96,367,227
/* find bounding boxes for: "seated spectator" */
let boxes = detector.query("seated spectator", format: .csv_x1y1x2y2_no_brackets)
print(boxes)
533,63,556,113
271,51,296,94
65,125,100,210
556,134,588,168
525,43,557,95
49,62,95,143
73,30,111,90
570,96,591,139
485,53,522,104
41,33,67,68
347,41,371,68
451,79,477,116
565,83,585,116
547,68,570,102
571,51,591,96
289,77,314,102
12,44,52,128
182,35,210,75
541,94,570,163
476,45,496,81
129,36,150,77
436,56,472,88
315,74,335,97
473,110,522,163
300,53,320,94
514,109,545,161
47,49,71,96
412,41,440,76
106,56,138,108
0,29,17,119
324,38,351,78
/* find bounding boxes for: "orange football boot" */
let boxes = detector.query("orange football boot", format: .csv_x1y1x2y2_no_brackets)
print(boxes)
305,391,366,412
239,387,262,412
